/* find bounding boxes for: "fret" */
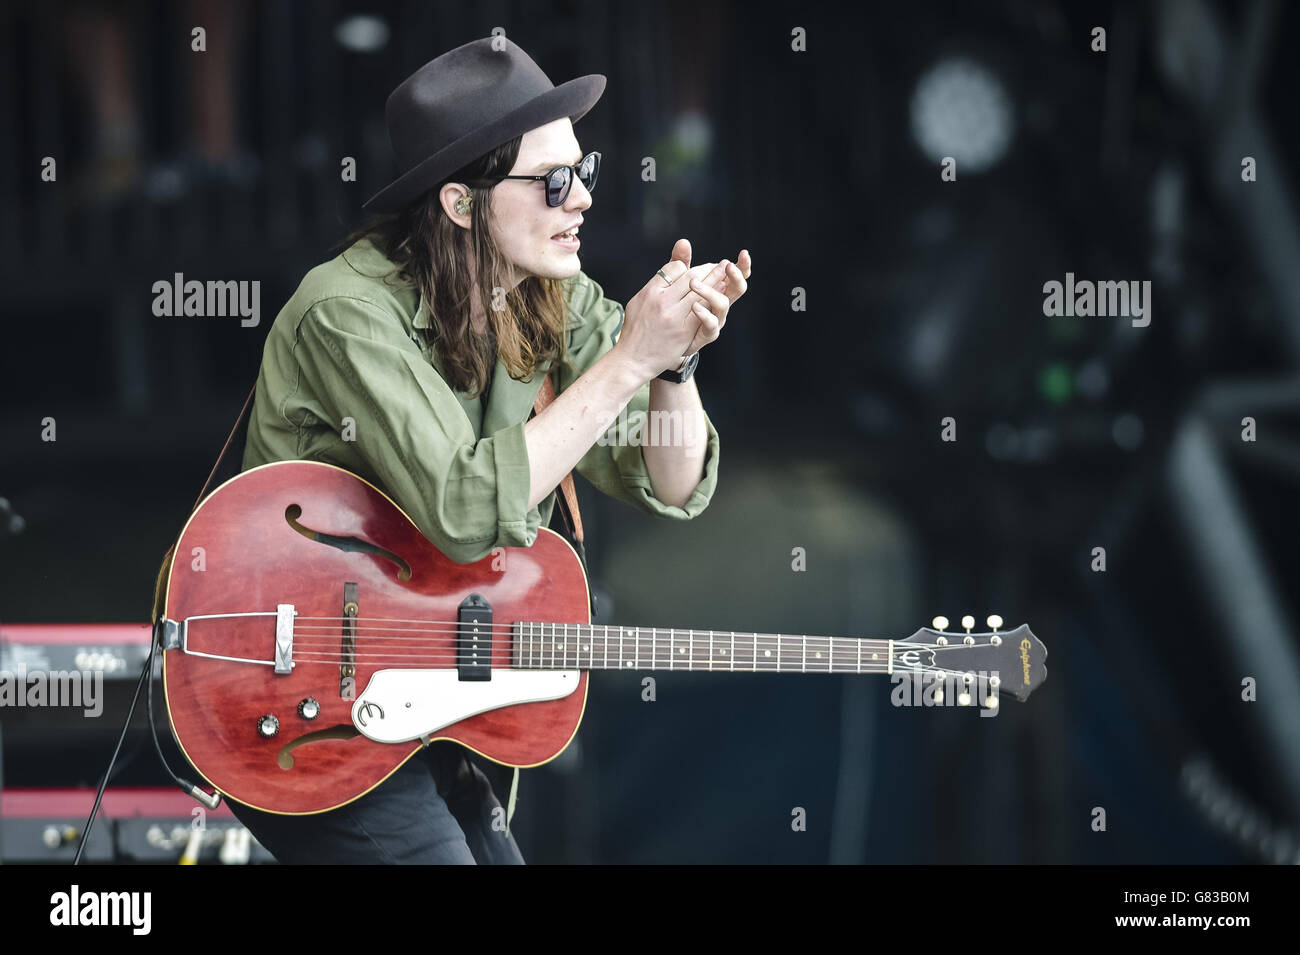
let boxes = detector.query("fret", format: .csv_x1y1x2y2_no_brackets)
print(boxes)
811,635,828,673
730,631,735,671
651,626,657,670
802,634,807,673
857,636,862,674
689,629,693,670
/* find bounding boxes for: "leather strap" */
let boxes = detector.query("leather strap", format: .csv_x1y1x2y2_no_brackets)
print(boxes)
531,374,584,545
151,382,258,622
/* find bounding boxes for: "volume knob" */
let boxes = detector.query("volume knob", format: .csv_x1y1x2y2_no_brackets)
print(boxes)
256,714,280,738
298,697,321,720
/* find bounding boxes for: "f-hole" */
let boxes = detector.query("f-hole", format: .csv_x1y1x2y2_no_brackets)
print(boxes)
277,726,361,769
284,504,412,580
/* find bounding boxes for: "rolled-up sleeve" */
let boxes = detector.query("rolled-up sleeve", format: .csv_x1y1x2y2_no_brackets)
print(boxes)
293,296,540,563
557,272,720,519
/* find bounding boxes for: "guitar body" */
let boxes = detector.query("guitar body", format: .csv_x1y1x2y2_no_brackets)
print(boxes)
163,460,591,815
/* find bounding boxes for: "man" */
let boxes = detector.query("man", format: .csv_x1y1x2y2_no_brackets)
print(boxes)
227,36,751,863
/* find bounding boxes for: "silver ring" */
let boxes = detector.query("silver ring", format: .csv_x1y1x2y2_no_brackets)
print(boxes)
656,268,674,287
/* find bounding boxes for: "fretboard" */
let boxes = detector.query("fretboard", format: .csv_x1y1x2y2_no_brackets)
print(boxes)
511,622,896,674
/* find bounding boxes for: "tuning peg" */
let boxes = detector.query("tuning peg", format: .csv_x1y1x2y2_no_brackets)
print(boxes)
987,614,1003,631
932,616,949,631
957,689,971,705
961,615,974,633
984,692,999,710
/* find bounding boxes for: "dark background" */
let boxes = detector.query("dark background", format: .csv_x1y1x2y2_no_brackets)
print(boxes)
3,0,1300,864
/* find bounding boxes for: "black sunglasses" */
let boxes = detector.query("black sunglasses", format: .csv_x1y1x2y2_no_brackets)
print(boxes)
467,151,601,207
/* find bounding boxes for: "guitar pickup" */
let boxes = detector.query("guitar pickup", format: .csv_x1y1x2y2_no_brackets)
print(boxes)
457,593,492,681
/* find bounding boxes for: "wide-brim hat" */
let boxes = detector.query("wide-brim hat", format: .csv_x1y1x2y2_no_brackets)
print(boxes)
363,37,605,213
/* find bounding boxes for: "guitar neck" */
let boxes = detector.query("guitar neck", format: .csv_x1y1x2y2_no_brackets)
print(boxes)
512,622,896,674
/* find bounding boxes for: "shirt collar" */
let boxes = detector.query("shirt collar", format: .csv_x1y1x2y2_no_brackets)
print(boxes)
413,292,433,331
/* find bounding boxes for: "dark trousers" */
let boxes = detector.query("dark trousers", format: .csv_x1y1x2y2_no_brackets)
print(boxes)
225,741,525,864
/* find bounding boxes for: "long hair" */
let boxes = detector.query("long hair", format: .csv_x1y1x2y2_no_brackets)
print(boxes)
336,135,570,398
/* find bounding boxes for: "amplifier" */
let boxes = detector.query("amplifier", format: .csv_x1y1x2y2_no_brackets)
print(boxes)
0,623,154,680
0,788,274,863
0,623,155,736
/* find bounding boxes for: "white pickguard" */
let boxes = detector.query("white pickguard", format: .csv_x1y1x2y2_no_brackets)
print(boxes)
350,668,581,744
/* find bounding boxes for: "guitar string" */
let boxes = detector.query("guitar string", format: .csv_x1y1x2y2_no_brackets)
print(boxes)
287,621,1003,650
288,614,1016,639
194,629,995,658
196,647,983,679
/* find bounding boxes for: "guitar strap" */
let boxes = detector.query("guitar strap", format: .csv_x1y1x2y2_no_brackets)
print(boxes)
150,372,593,840
530,374,592,597
150,382,258,626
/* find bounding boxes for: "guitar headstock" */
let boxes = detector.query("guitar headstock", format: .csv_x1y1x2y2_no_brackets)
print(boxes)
897,615,1047,704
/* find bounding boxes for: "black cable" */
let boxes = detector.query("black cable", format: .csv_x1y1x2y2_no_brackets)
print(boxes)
71,651,151,865
146,622,199,794
73,621,220,864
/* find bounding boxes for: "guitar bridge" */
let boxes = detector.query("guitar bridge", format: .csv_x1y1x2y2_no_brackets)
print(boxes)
162,605,297,671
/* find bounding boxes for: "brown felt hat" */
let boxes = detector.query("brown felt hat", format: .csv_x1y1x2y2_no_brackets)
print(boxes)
363,37,605,213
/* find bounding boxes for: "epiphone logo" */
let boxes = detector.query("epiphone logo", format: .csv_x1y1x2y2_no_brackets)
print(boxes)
1019,639,1032,685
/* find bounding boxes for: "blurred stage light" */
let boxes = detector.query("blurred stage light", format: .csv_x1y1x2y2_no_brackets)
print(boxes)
909,56,1014,174
334,15,390,53
1113,412,1144,450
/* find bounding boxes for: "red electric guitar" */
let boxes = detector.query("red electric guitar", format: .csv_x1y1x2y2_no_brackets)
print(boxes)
160,460,1047,814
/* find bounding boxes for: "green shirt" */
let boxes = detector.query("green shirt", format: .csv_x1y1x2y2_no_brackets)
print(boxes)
241,237,720,564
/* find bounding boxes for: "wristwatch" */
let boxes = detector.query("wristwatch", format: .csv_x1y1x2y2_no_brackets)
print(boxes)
657,352,700,383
